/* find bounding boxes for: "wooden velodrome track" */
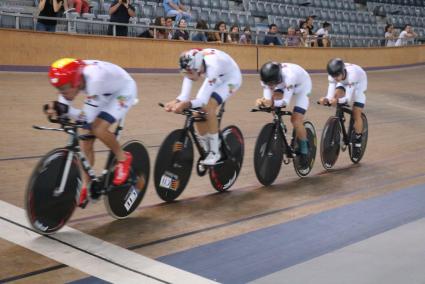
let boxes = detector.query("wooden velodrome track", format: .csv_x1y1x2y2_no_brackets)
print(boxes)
1,65,425,283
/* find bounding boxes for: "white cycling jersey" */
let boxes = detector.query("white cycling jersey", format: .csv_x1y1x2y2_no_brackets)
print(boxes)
262,63,312,111
326,63,367,105
177,48,242,108
58,60,138,124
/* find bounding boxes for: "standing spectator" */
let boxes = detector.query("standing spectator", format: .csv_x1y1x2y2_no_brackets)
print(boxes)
108,0,136,37
299,20,309,47
305,16,317,47
37,0,67,32
153,16,167,39
263,24,282,46
395,24,417,46
165,16,174,40
68,0,89,14
229,25,240,44
172,18,189,40
163,0,191,24
191,20,209,42
239,26,252,44
286,27,301,47
213,21,231,43
384,24,397,47
316,22,331,47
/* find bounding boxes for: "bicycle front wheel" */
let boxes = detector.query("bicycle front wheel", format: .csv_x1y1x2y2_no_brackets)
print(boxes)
320,116,341,170
253,123,284,186
154,129,194,202
25,148,81,235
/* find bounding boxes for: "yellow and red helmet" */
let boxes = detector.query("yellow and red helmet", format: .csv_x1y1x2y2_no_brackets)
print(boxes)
48,58,85,88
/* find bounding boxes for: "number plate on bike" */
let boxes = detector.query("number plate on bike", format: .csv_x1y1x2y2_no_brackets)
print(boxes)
160,171,180,191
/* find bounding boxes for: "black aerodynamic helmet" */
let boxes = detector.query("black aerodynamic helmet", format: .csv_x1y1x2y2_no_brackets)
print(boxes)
327,58,345,77
260,61,282,85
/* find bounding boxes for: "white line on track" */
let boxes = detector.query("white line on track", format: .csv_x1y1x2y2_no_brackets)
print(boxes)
0,200,218,284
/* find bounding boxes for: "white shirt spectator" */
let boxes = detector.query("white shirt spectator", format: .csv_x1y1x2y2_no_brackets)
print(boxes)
385,31,396,47
316,28,328,37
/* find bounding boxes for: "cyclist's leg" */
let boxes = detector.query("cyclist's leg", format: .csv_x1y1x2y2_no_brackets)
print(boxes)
292,82,311,168
202,72,241,165
352,89,366,134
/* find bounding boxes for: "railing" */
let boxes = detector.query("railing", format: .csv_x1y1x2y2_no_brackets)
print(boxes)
0,11,423,47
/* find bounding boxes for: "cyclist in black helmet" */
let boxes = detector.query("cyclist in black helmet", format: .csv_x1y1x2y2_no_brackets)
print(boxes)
256,61,313,169
318,58,367,159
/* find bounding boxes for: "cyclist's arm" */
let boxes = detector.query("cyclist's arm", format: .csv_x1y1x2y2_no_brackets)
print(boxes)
326,80,337,101
191,76,223,108
57,95,85,121
176,77,193,102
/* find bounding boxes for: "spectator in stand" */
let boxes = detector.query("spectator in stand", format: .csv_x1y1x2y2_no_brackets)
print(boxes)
229,25,240,44
395,24,417,46
299,20,309,47
239,26,252,44
68,0,89,14
191,20,209,42
153,16,167,39
286,26,301,47
138,23,154,38
263,24,282,46
305,16,317,47
384,24,397,47
172,18,189,40
37,0,68,32
108,0,136,37
164,16,174,40
316,22,331,47
163,0,191,25
213,21,231,43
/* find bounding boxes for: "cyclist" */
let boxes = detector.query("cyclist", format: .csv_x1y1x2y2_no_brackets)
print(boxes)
164,48,242,166
44,58,137,206
318,58,367,158
256,61,312,169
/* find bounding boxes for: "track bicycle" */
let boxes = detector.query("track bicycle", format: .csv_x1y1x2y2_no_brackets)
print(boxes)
252,106,317,186
318,102,368,169
154,103,244,202
25,117,150,234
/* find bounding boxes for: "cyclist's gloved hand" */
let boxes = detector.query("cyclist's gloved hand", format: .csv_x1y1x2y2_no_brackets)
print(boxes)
43,101,69,121
255,98,273,108
318,97,329,105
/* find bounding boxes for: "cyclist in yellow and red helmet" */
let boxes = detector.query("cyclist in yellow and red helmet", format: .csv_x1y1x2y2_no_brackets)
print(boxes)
45,58,138,206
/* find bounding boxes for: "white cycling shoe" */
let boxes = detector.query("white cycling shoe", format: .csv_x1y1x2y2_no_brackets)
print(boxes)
202,152,221,166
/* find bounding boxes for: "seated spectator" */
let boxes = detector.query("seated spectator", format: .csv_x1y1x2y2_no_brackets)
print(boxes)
37,0,67,32
153,16,167,39
385,24,397,47
108,0,136,37
138,24,154,38
286,27,301,47
213,21,231,43
395,24,417,46
263,24,282,46
239,26,252,44
316,22,331,47
164,17,174,40
68,0,89,14
163,0,191,25
172,18,189,40
229,25,240,44
191,20,209,42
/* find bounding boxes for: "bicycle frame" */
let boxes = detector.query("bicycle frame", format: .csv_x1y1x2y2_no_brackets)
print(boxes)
34,118,125,195
253,107,296,161
334,104,353,146
178,103,226,159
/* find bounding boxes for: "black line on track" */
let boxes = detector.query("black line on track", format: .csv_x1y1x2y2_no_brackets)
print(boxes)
0,217,170,284
4,172,425,282
0,264,67,283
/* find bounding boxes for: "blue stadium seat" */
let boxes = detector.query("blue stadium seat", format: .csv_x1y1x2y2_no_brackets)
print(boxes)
211,0,220,10
201,0,210,9
219,0,229,10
